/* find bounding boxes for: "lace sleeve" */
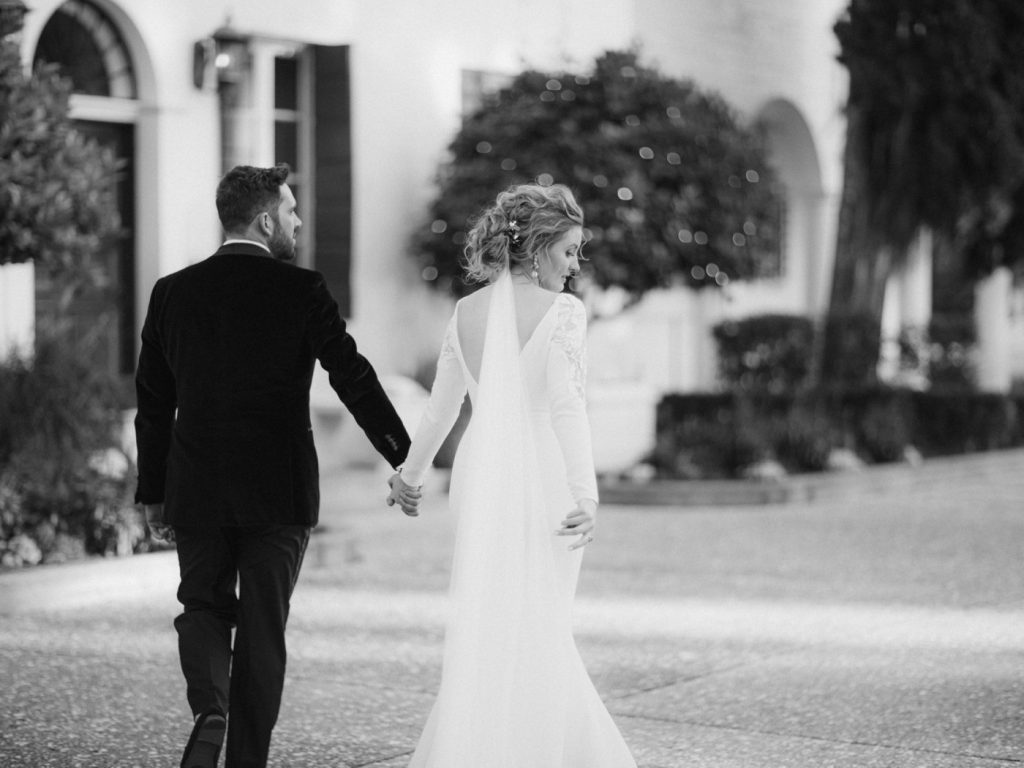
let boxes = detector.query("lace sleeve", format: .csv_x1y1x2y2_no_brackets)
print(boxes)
438,316,458,364
402,312,468,486
550,295,587,403
547,295,598,503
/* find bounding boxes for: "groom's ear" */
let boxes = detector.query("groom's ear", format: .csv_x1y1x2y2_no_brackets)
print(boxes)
258,212,274,236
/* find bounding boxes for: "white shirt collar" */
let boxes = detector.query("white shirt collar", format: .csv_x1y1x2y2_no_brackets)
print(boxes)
223,238,272,255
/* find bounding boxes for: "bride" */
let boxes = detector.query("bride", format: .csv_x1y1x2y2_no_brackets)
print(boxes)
390,183,636,767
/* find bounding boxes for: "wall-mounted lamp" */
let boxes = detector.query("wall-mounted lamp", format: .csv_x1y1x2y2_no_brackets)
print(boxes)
0,0,28,39
212,24,251,84
192,21,252,90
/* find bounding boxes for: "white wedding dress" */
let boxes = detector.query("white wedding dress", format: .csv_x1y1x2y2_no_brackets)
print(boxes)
401,270,636,768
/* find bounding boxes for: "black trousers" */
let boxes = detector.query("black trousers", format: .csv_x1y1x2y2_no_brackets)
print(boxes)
174,524,310,768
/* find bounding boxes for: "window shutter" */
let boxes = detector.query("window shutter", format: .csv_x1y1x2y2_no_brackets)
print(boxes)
313,45,352,316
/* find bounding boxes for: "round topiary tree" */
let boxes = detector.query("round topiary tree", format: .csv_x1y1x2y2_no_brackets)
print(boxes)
414,50,783,298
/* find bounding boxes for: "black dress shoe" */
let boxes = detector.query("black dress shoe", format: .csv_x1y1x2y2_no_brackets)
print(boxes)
181,710,226,768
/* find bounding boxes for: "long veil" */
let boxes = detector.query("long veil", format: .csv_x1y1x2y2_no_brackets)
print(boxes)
409,269,572,766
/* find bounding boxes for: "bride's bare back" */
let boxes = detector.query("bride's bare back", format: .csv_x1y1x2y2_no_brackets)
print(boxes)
456,282,559,382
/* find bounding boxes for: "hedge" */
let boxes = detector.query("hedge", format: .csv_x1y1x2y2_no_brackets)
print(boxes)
653,388,1024,479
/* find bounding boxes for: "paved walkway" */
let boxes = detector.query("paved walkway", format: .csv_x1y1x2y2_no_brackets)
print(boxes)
1,451,1023,767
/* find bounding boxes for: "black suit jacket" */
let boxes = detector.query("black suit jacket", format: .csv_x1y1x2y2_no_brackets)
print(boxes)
134,243,410,527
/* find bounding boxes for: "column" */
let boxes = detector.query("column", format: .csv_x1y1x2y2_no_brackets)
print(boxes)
974,266,1012,393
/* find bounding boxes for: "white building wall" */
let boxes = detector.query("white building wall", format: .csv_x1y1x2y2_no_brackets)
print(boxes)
0,263,34,362
4,0,861,443
587,0,850,394
342,0,638,371
6,0,848,380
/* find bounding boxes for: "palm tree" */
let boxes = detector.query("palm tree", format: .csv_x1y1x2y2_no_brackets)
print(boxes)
822,0,1024,385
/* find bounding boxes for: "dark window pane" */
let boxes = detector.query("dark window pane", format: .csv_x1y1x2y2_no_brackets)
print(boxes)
32,3,137,99
275,121,298,171
275,57,298,110
34,11,109,96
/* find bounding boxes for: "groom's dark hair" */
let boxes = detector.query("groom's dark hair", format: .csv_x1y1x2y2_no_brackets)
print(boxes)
216,163,291,233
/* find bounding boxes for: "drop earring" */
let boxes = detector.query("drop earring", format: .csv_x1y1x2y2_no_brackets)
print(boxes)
531,254,540,282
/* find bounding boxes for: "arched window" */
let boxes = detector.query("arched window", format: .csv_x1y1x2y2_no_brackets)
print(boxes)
33,0,137,98
32,0,138,376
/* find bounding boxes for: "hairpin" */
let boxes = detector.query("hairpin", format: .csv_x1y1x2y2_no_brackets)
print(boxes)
506,219,522,248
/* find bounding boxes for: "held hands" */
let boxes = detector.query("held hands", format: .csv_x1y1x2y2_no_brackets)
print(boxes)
144,503,175,544
387,472,422,517
556,499,597,551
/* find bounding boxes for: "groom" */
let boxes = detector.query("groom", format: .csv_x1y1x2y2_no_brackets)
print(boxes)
135,163,417,768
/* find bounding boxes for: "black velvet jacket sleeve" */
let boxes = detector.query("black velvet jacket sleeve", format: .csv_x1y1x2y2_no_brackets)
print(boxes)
306,274,411,469
134,278,177,504
132,246,410,525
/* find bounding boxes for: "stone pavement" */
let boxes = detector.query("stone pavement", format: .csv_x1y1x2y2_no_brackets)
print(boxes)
1,451,1023,767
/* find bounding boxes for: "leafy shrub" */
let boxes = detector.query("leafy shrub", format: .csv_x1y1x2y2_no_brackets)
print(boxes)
857,392,912,463
774,406,833,472
415,50,782,299
0,35,137,568
911,391,1017,455
655,387,1024,479
712,314,814,393
821,311,882,388
927,312,976,391
656,394,777,478
0,330,141,567
0,39,121,278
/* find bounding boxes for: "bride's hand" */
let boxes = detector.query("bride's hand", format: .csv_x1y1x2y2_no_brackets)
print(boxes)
556,499,596,550
387,472,422,517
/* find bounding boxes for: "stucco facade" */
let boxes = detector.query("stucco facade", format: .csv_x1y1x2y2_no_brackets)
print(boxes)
2,0,896,470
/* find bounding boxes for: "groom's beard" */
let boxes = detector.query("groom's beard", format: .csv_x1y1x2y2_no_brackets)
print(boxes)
268,222,297,262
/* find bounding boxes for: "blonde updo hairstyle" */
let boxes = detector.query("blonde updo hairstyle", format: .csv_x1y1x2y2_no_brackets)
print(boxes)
462,183,584,284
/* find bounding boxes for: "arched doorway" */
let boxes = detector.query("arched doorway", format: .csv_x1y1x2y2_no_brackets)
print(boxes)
32,0,138,377
756,98,828,313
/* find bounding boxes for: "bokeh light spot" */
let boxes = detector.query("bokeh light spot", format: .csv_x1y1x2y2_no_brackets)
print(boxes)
476,141,492,154
617,187,634,201
625,114,641,127
639,146,655,160
537,173,554,186
421,266,439,281
691,265,706,280
694,231,709,245
732,233,746,247
745,169,760,183
677,229,693,244
546,79,562,91
593,174,608,188
667,152,681,165
430,219,447,234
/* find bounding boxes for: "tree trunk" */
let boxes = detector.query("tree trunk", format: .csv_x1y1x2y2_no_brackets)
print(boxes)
816,104,892,387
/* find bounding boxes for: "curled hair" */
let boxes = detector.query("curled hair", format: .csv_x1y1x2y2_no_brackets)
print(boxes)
462,183,584,284
216,163,291,233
